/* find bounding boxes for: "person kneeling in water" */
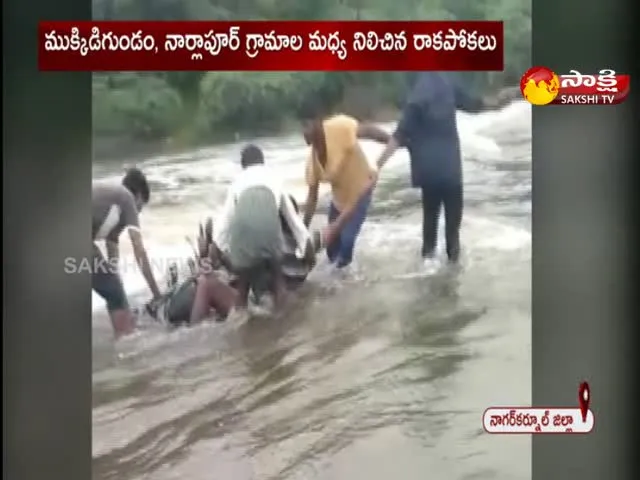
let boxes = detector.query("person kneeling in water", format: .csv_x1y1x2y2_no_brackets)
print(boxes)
215,144,313,314
148,187,368,326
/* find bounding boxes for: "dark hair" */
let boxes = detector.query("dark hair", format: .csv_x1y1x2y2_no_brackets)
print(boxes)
122,167,150,204
240,144,264,168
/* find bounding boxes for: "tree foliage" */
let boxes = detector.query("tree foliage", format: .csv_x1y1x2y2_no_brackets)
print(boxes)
92,0,531,146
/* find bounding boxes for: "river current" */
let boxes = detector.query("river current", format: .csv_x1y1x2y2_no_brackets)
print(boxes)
92,101,531,480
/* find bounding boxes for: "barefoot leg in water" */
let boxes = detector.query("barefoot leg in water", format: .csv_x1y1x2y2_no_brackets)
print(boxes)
110,309,136,339
92,244,136,339
269,261,287,309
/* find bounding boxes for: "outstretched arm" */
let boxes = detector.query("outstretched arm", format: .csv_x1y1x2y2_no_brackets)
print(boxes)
356,123,391,144
120,193,161,299
375,103,419,173
453,80,513,113
453,81,486,113
128,228,161,299
303,184,319,227
303,152,321,227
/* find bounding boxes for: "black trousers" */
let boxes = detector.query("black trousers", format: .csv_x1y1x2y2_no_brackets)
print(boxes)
419,181,463,260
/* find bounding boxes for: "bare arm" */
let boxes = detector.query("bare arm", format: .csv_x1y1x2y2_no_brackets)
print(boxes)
375,102,420,173
128,228,161,299
303,184,319,227
303,152,321,227
376,136,401,173
117,191,160,298
356,123,391,144
453,82,486,113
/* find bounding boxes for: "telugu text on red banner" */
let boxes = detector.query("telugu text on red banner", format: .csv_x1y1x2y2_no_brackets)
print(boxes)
38,21,504,72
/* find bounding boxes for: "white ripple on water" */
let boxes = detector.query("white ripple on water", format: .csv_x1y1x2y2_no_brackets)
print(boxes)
91,103,532,480
92,103,528,316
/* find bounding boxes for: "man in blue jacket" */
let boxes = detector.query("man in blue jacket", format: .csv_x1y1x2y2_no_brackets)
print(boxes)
374,72,508,266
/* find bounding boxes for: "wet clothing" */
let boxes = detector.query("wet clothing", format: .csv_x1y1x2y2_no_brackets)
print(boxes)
92,182,140,310
305,114,373,267
228,186,283,271
215,164,310,262
92,243,128,312
420,181,463,260
305,114,373,212
161,276,198,326
159,225,323,325
252,228,323,298
394,72,483,258
92,181,140,241
215,164,311,297
327,188,372,268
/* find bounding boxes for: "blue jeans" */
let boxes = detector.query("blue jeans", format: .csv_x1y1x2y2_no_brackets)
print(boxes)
326,190,372,268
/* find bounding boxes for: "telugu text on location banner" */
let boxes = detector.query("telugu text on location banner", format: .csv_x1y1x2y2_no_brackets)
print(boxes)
38,21,504,72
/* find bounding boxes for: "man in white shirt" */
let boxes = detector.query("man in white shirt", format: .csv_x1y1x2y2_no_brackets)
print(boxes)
214,144,312,313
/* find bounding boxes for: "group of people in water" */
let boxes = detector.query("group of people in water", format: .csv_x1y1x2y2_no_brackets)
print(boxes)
92,72,511,338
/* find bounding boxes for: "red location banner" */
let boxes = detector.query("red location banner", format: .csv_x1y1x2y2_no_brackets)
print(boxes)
38,21,503,72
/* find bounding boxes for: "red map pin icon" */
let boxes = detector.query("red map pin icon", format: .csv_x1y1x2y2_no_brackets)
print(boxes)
578,382,590,422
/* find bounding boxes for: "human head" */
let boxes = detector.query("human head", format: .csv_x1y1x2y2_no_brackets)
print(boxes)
302,119,324,147
122,167,150,212
240,144,264,169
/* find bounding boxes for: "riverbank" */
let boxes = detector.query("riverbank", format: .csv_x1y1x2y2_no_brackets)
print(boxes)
93,104,403,163
93,86,521,163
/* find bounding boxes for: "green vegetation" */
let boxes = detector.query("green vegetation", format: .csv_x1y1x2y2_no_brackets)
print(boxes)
92,0,531,154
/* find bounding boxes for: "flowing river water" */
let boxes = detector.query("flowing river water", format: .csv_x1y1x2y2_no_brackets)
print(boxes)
92,101,531,480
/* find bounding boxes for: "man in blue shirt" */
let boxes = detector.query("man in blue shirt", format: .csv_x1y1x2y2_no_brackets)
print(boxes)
374,72,508,266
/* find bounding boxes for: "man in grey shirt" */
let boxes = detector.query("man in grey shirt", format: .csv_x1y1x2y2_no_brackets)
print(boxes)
92,167,161,338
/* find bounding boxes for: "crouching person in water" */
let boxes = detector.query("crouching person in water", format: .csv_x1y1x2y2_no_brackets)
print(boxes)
150,186,368,326
214,144,313,316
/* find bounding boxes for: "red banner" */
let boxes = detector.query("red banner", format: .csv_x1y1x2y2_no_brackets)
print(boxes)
38,21,503,72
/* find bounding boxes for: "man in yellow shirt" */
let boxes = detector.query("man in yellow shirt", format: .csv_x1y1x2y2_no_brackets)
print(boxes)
302,114,390,269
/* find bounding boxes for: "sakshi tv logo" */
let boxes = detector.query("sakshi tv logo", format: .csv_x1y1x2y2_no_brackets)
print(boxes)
520,66,630,106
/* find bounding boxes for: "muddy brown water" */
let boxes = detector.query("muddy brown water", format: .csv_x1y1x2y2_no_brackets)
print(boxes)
92,102,531,480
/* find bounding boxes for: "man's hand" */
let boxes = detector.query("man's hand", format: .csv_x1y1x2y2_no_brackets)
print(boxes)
144,296,163,319
356,123,391,145
369,169,379,187
483,87,520,110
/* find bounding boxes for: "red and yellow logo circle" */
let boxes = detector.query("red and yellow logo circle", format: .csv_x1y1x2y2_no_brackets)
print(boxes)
520,66,560,106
